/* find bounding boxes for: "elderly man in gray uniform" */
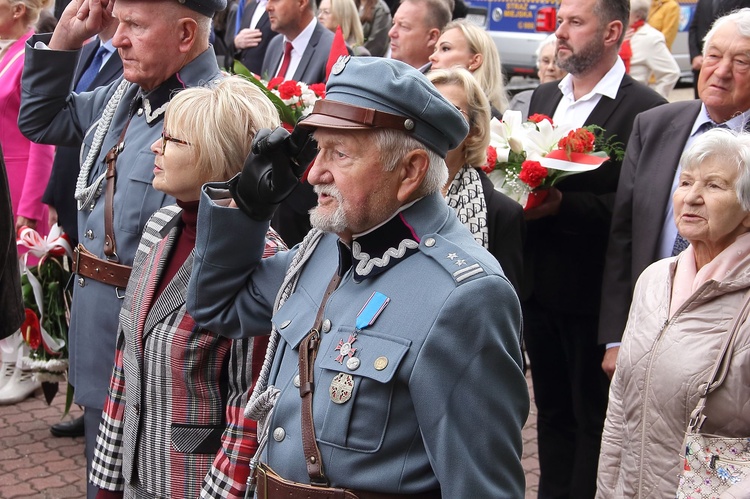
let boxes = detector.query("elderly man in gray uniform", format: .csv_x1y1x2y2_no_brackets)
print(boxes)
17,0,225,496
187,56,530,498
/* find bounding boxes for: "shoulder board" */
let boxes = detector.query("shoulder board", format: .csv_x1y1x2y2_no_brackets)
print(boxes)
420,234,486,285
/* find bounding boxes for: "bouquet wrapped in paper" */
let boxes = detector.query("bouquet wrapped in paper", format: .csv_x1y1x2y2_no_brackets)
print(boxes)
482,111,623,209
16,225,73,397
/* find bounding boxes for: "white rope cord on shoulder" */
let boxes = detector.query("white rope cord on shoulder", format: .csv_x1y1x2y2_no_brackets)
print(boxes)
74,79,131,211
244,228,324,481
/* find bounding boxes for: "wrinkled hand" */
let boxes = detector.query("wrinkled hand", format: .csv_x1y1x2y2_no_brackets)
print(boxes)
228,126,318,221
602,346,619,380
50,0,114,50
524,187,562,221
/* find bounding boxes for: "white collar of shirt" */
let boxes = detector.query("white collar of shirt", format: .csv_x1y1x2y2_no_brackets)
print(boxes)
281,17,317,79
553,57,626,128
249,0,268,29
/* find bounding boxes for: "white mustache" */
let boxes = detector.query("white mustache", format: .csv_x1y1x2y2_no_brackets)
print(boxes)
314,184,343,202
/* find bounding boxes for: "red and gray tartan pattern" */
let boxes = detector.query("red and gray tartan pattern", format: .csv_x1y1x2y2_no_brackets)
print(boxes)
91,206,286,497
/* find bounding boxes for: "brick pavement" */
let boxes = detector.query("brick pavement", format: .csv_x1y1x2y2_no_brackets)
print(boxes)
0,377,539,498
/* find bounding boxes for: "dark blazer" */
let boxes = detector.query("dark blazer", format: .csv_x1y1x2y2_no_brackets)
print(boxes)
261,21,334,84
523,74,667,312
0,144,23,339
41,42,122,246
598,100,701,344
224,0,279,75
480,170,525,294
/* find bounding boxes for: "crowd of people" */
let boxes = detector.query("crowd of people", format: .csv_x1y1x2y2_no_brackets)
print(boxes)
1,0,749,497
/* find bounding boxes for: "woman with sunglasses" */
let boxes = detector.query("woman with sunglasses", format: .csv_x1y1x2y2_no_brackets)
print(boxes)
90,76,284,499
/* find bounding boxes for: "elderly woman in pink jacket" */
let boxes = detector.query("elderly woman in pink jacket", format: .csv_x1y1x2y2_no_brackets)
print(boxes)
597,128,750,497
0,0,55,233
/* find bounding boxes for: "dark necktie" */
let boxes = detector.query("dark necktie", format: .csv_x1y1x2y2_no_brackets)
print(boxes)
75,44,108,93
277,41,293,79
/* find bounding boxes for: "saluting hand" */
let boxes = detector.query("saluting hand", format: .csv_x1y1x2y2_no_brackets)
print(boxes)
49,0,115,51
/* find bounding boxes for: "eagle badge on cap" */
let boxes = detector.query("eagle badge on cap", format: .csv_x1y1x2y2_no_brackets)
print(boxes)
331,55,351,75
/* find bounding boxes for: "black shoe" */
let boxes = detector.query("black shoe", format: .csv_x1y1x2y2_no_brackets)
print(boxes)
50,415,85,438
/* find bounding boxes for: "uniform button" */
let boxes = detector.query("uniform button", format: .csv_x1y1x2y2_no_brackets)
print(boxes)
321,319,331,333
273,427,286,442
85,229,94,239
78,277,85,287
137,108,143,116
280,319,291,329
88,202,96,212
424,237,436,247
293,374,300,388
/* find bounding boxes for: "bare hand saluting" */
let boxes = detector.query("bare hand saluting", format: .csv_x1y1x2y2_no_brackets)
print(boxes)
50,0,115,50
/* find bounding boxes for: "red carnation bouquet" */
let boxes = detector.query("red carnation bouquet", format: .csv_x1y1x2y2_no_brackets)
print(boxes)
483,110,623,209
228,60,325,130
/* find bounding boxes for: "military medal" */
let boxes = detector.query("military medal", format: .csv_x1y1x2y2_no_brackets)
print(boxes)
330,372,354,404
335,334,358,364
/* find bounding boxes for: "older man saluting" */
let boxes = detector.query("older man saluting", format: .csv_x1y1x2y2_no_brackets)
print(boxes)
18,0,224,496
601,8,750,376
187,56,529,498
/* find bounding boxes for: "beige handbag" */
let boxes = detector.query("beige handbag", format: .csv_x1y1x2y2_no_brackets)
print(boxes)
675,290,750,499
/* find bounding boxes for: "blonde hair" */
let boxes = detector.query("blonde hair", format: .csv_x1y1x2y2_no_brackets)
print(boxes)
441,19,508,113
164,76,281,184
428,68,491,169
331,0,365,47
11,0,52,28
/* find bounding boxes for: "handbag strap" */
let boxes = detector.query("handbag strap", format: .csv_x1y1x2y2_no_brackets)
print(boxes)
688,287,750,432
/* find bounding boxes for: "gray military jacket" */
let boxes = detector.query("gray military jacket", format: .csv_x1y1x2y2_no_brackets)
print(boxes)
188,190,530,497
18,35,222,408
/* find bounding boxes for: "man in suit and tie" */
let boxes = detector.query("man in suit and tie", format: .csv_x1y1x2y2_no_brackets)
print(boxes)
260,0,335,245
260,0,334,83
224,0,278,74
42,19,123,441
522,0,666,495
600,9,750,377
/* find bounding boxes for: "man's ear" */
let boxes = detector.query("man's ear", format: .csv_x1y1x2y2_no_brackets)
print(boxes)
427,27,441,49
177,18,199,53
604,20,623,48
396,149,430,202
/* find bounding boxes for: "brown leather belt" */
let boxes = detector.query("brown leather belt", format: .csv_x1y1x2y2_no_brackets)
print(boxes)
73,244,132,289
256,464,441,499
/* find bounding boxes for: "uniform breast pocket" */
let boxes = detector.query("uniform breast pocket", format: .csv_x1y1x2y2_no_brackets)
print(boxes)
316,327,410,452
117,151,169,234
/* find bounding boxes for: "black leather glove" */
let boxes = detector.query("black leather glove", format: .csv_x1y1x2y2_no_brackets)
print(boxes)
228,126,318,221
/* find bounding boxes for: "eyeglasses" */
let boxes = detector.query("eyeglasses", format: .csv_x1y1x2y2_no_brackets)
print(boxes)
318,8,331,15
160,131,191,155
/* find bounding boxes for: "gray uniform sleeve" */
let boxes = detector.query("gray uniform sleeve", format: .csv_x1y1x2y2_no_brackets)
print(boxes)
19,33,116,147
187,186,293,339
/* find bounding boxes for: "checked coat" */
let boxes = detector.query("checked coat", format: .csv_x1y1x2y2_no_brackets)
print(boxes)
90,206,284,498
